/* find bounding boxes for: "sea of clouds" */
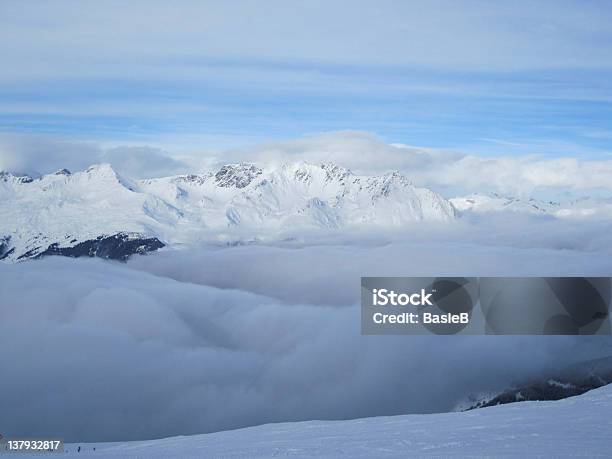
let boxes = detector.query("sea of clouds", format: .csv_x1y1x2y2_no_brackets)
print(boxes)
2,238,612,442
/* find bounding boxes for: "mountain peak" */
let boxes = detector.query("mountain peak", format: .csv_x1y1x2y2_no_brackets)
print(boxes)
0,170,34,184
83,163,136,191
215,163,262,188
175,173,211,185
319,162,353,182
86,163,117,175
274,161,353,186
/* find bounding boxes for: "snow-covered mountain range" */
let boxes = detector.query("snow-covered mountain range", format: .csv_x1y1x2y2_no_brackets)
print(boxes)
3,161,611,262
0,162,455,261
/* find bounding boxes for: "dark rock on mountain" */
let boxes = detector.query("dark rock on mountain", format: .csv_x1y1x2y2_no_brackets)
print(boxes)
466,356,612,410
0,236,15,260
0,171,34,183
215,163,262,188
17,233,164,262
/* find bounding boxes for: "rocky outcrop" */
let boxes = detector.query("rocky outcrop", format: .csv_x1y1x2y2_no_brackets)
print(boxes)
16,233,164,262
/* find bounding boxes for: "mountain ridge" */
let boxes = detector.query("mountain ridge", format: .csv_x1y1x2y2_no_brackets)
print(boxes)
0,161,455,261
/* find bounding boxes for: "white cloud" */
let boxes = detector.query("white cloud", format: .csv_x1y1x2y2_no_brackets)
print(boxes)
101,146,190,178
0,134,101,176
3,131,612,196
219,131,612,197
0,134,190,178
1,242,611,441
419,155,612,196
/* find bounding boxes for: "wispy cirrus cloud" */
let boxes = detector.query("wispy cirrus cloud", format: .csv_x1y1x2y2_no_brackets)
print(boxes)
2,0,612,80
1,1,612,151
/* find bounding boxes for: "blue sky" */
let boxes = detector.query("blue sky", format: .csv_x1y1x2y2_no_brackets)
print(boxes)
1,0,612,157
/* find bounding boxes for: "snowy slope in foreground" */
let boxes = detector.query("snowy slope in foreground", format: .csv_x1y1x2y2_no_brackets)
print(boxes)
61,385,612,458
0,162,455,261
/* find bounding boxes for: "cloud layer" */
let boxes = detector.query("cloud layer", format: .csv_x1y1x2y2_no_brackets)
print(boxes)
1,240,612,442
2,2,612,152
0,134,190,178
2,0,612,81
221,131,612,196
4,131,612,198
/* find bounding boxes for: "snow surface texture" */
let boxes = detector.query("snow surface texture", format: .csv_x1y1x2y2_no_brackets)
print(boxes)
0,162,455,261
55,384,612,458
